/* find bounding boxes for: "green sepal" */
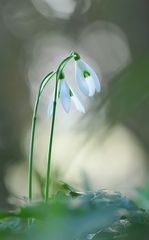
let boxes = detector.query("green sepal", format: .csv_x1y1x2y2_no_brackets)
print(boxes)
73,52,80,61
59,71,65,79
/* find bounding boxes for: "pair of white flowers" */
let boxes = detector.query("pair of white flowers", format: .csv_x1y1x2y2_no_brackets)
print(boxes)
48,56,101,115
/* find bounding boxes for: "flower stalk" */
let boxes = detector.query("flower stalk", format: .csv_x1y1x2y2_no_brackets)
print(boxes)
28,71,55,202
45,53,74,201
44,74,58,202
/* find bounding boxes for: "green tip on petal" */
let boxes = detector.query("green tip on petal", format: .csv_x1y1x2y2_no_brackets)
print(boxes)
69,89,73,97
83,70,90,78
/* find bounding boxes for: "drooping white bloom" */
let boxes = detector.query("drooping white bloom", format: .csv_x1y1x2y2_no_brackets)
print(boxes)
48,79,85,116
75,59,101,97
48,93,54,116
71,93,85,113
60,79,71,113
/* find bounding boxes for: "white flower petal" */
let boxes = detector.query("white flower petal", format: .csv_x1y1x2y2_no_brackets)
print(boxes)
83,60,101,92
60,80,71,113
75,61,89,96
76,59,86,71
85,76,96,96
71,91,85,113
48,92,54,117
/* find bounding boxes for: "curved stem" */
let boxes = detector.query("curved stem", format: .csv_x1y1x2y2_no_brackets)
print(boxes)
28,71,56,202
45,53,74,202
44,74,59,202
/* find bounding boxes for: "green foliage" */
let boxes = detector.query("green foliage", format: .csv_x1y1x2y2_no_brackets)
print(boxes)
0,185,148,240
135,177,149,212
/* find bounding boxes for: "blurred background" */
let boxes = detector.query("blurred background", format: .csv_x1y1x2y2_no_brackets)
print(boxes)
0,0,149,209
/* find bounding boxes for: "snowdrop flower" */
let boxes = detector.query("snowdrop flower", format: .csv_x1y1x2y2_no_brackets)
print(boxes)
48,78,85,116
75,54,101,97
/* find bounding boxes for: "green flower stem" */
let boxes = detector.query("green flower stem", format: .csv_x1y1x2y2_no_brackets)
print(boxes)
44,74,59,202
28,71,56,202
45,53,74,202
